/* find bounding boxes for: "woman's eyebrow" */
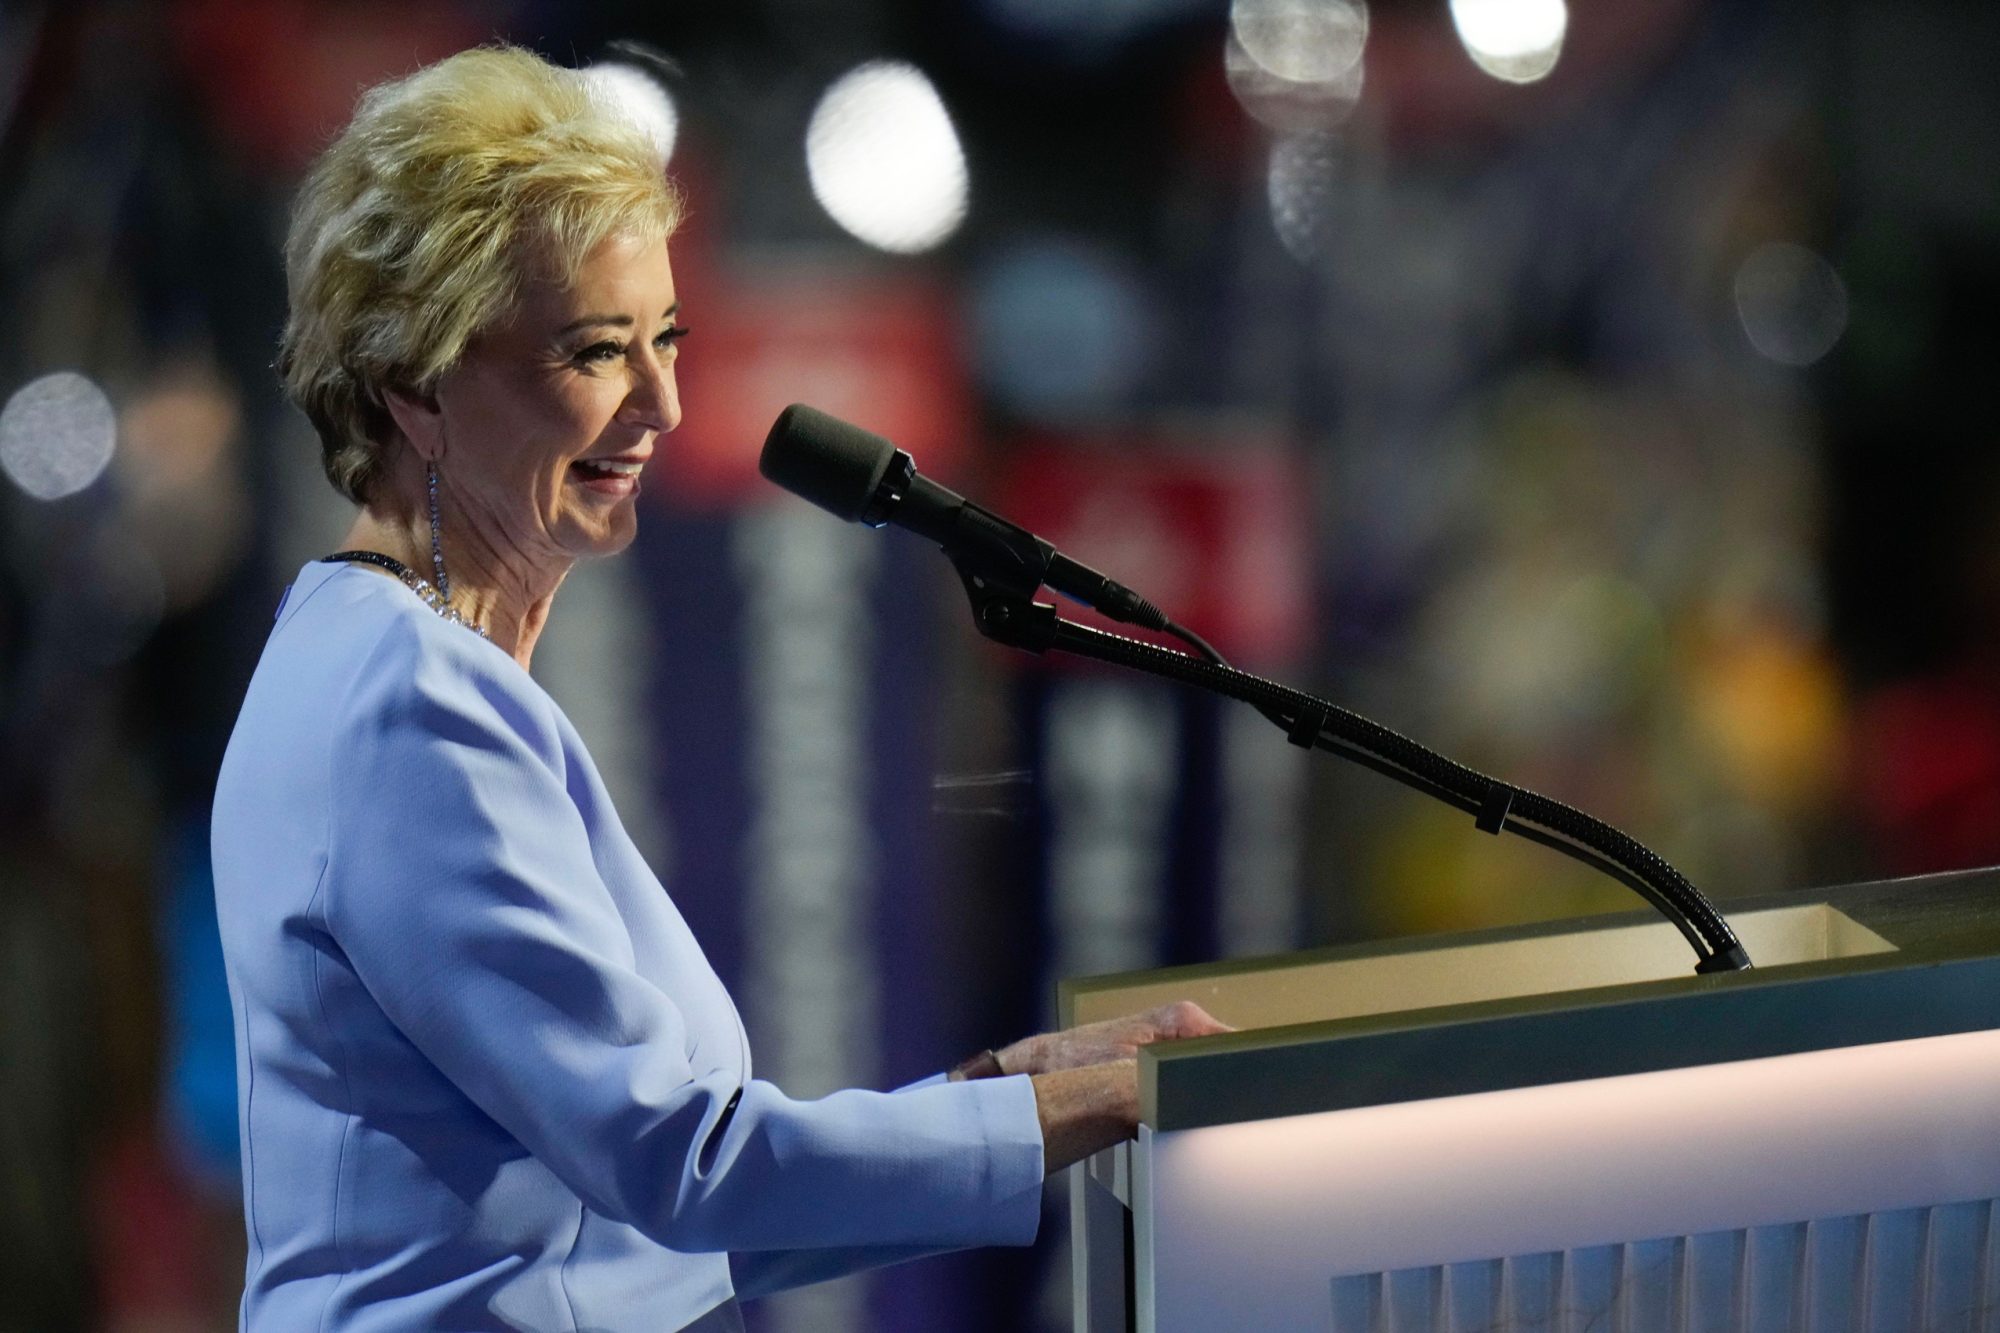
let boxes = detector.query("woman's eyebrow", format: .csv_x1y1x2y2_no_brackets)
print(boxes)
555,303,681,337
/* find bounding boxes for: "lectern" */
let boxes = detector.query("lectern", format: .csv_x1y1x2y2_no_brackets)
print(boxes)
1064,868,2000,1331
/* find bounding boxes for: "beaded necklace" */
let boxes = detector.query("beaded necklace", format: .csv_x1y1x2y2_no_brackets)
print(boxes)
320,549,491,640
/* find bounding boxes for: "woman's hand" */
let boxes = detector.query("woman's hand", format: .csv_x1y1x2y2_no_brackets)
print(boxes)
993,1000,1234,1078
1030,1062,1139,1174
958,1001,1235,1173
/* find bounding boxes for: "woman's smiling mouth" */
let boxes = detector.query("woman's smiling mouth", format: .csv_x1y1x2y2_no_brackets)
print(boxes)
569,455,646,495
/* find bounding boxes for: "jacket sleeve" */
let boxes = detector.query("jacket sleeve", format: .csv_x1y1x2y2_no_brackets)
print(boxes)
725,1075,1003,1299
322,621,1045,1255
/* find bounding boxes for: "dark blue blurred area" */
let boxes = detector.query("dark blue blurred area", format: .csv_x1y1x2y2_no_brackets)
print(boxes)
161,812,236,1190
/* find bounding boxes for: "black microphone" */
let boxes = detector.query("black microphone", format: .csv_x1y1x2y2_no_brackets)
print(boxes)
759,404,1167,631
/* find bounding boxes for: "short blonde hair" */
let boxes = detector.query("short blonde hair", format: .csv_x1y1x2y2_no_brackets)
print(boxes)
280,45,683,503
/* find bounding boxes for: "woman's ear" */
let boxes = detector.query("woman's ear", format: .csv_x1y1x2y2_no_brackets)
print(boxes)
382,385,446,463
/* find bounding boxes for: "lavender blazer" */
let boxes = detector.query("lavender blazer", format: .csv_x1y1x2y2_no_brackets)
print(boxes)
211,561,1044,1331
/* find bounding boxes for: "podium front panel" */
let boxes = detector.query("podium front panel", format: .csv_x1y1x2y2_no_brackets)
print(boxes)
1131,1026,2000,1331
1064,871,2000,1332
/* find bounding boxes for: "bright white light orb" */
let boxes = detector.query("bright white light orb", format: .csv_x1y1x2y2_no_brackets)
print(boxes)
1450,0,1567,84
807,61,969,255
583,63,679,166
0,371,117,500
1231,0,1368,86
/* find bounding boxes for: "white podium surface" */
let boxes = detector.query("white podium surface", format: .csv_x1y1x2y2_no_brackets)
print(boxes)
1064,869,2000,1333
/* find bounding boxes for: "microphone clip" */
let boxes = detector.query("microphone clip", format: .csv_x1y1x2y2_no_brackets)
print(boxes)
949,550,1060,654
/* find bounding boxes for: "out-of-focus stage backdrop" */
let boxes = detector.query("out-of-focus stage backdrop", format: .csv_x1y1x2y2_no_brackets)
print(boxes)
2,1,1997,1329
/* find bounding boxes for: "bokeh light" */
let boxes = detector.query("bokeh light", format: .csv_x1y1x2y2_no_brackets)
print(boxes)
1225,0,1366,133
970,239,1157,420
582,62,678,166
1449,0,1567,84
0,371,117,500
118,360,251,611
1267,133,1344,264
1231,0,1367,85
806,61,969,254
1734,242,1849,367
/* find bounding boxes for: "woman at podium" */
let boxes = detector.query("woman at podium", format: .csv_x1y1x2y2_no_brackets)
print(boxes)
209,44,1224,1333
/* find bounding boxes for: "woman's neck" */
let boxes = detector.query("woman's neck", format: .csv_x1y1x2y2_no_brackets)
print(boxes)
338,503,565,671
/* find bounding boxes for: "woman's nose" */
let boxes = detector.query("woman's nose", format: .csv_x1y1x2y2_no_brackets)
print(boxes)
621,351,679,433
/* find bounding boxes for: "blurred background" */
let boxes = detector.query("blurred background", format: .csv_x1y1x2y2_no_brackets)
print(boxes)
2,0,1997,1328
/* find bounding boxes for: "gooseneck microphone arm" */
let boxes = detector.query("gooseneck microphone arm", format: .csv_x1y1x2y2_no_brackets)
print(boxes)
760,405,1752,975
976,601,1748,972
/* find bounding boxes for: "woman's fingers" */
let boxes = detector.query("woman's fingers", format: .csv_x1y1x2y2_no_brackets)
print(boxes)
1141,999,1233,1041
991,1000,1235,1080
1022,1005,1233,1173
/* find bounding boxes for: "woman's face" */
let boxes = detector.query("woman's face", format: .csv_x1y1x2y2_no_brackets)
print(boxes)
428,230,682,567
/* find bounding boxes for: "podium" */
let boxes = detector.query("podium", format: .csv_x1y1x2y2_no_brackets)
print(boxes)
1062,868,2000,1331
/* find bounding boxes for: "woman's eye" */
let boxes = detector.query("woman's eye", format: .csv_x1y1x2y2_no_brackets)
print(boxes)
575,341,623,365
653,325,689,350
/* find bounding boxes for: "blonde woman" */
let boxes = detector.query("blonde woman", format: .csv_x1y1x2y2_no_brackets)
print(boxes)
210,45,1223,1332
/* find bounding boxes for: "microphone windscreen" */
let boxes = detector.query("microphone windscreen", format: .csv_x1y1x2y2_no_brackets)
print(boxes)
759,404,898,522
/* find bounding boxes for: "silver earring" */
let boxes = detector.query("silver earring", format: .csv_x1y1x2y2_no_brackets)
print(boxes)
427,460,450,604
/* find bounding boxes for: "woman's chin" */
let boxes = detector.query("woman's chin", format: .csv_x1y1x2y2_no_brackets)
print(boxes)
558,508,640,560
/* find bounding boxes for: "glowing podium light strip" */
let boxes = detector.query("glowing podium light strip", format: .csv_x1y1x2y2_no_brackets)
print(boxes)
1135,1025,2000,1331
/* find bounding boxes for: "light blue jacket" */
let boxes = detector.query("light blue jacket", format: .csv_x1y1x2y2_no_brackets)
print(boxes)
211,561,1044,1331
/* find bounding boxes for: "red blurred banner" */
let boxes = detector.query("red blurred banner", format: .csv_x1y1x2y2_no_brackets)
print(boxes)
996,430,1314,670
173,0,485,173
658,260,971,512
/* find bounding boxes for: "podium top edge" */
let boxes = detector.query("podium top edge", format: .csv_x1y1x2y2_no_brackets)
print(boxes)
1059,865,2000,1020
1061,867,2000,1131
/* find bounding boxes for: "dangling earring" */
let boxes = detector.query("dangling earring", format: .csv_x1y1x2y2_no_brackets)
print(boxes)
412,457,486,639
427,459,451,605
